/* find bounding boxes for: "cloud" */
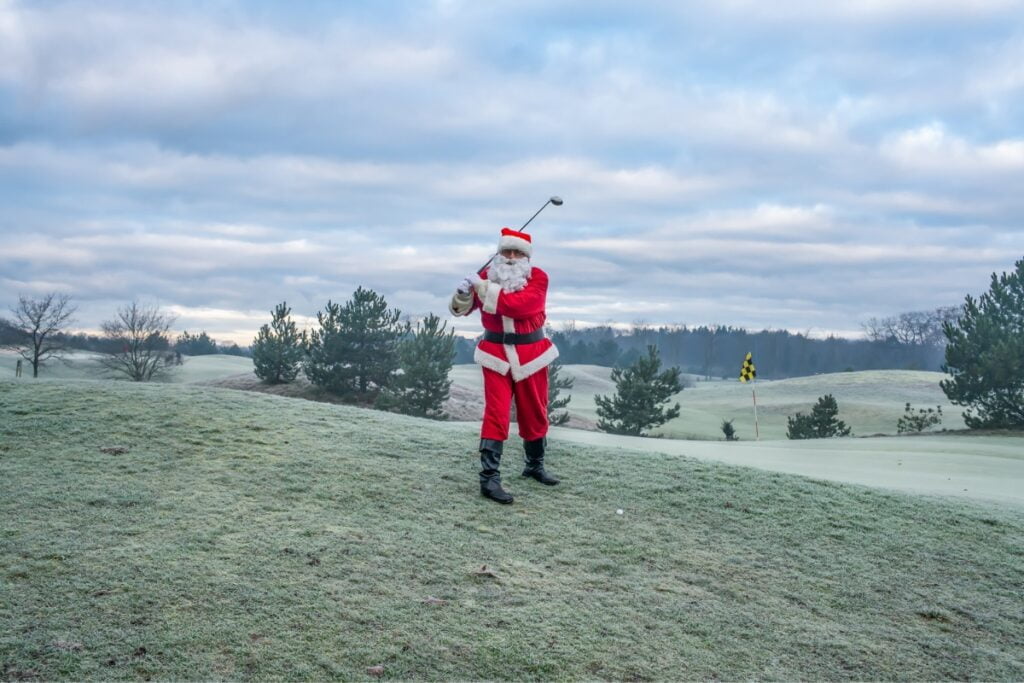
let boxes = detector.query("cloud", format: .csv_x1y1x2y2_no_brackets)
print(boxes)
881,123,1024,174
707,0,1019,24
0,3,454,120
2,0,1023,344
664,204,838,238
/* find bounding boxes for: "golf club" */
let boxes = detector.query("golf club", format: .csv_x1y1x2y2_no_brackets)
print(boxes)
476,196,563,275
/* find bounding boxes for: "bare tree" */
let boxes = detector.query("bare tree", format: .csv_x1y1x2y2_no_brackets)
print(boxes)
5,293,77,378
863,306,962,346
98,301,176,381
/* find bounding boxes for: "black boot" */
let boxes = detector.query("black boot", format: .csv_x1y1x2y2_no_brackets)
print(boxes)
479,439,513,504
522,438,560,485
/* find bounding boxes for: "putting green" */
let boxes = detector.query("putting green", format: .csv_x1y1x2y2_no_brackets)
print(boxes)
546,427,1024,508
451,364,965,439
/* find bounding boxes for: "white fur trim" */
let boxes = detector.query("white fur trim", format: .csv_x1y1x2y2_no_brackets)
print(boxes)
500,315,522,376
449,291,474,316
474,345,510,375
482,281,501,314
503,343,519,377
498,234,533,257
510,342,559,382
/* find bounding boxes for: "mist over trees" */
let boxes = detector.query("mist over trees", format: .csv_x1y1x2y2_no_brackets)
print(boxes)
174,331,250,357
0,317,23,346
862,307,961,347
2,325,250,358
174,330,218,356
451,315,955,379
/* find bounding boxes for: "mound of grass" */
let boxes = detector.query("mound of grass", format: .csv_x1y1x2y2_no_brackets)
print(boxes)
0,351,252,384
450,366,964,440
1,380,1022,680
166,355,255,384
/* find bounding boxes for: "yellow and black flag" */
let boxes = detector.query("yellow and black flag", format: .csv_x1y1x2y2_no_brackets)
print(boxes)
739,352,756,383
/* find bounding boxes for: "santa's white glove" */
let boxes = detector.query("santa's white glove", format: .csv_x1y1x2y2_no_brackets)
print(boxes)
457,274,483,295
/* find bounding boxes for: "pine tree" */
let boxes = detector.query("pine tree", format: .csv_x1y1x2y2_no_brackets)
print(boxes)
252,302,306,384
377,313,455,419
897,403,943,434
940,257,1024,429
174,330,218,355
303,287,403,400
547,357,574,426
786,394,852,439
595,345,682,436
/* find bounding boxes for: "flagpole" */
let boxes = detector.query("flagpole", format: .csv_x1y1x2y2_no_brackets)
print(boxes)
752,339,760,442
752,378,760,441
740,351,759,441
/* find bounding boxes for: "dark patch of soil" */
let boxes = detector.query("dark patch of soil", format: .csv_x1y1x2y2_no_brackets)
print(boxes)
2,665,40,681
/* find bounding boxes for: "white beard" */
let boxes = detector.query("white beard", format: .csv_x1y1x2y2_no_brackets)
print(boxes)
488,255,532,292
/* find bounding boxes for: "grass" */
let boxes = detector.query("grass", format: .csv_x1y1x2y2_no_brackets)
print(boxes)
2,379,1023,680
548,426,1024,507
0,351,252,384
7,351,962,440
451,365,966,440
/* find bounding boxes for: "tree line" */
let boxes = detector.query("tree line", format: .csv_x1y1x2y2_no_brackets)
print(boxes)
450,307,959,377
532,314,956,379
5,256,1021,431
4,297,955,381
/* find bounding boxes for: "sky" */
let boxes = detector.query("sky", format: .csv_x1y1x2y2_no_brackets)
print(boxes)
2,0,1023,344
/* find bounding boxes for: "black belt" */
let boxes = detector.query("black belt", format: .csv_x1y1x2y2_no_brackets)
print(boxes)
482,329,545,345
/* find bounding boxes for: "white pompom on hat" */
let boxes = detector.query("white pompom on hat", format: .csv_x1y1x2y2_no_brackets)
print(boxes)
498,227,533,257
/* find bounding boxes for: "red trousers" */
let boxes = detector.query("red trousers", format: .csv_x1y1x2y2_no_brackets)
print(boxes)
481,366,549,442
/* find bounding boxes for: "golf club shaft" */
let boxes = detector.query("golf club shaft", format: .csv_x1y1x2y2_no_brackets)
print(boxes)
519,199,554,231
476,253,498,277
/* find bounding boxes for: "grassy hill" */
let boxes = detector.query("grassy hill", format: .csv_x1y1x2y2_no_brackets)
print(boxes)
450,365,965,440
4,353,971,439
0,350,252,384
2,379,1022,680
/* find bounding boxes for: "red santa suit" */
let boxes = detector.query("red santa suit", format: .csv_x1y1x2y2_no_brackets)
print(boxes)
450,237,559,443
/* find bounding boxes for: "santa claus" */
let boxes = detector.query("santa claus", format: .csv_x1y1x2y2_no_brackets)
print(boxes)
449,227,561,504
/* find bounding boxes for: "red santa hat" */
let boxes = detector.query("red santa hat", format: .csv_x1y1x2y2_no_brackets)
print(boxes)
498,227,533,257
